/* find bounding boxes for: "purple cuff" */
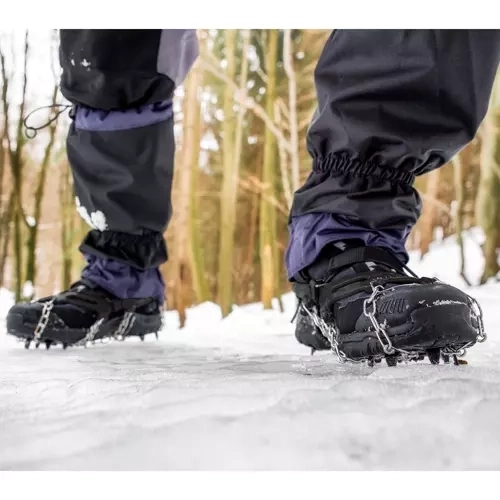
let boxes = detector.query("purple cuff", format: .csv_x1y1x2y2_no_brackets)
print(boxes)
81,254,165,304
73,100,173,131
285,213,411,279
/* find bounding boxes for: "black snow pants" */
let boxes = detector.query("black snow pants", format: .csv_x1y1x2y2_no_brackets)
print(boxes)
58,30,500,282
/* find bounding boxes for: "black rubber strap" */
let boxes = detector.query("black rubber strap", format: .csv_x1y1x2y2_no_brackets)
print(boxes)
326,247,403,273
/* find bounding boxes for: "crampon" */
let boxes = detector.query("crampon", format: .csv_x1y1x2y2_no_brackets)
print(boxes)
292,245,487,367
6,279,163,350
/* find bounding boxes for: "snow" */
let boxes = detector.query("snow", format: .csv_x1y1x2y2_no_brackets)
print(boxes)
1,230,500,470
22,281,34,299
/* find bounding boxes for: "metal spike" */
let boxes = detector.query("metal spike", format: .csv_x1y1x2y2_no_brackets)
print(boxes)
139,335,144,342
427,348,441,365
452,355,468,365
24,339,31,349
45,340,52,350
62,343,68,350
154,332,159,340
385,355,398,367
310,347,315,356
35,341,40,349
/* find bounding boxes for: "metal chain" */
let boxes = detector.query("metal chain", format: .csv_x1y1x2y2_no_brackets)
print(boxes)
301,303,347,363
31,300,142,348
114,312,136,340
469,295,487,343
82,318,105,345
362,284,396,355
33,299,55,342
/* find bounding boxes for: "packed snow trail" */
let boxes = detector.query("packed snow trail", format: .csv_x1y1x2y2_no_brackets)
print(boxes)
1,233,500,470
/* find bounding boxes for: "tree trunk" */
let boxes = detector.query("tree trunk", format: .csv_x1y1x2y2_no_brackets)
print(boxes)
452,143,473,286
60,160,75,290
477,76,500,284
283,29,300,195
1,31,30,301
260,30,279,309
418,168,442,256
217,29,250,316
0,191,14,288
24,86,59,298
172,57,206,327
13,207,22,301
187,62,210,304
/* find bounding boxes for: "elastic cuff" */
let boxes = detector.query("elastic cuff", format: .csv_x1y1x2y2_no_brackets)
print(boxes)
79,229,168,270
313,152,416,185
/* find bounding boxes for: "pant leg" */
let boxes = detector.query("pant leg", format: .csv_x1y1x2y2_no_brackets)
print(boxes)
59,29,198,301
286,29,500,279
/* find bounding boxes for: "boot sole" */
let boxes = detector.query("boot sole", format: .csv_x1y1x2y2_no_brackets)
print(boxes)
6,311,162,349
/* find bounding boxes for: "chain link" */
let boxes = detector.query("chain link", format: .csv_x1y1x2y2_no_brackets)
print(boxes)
469,295,487,343
32,300,141,347
362,284,396,355
81,318,105,345
33,299,55,342
301,303,348,363
114,312,136,340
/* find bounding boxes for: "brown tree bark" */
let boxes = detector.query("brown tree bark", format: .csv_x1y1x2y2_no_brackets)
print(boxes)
217,29,250,316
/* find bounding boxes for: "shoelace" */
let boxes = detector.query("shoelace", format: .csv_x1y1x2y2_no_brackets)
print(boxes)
23,104,71,139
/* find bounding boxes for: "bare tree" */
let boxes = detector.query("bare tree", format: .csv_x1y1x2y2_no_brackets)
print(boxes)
217,29,251,316
0,31,30,301
283,29,300,194
24,84,60,298
260,30,279,309
476,75,500,284
452,143,474,286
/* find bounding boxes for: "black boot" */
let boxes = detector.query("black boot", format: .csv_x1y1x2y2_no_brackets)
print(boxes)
292,242,486,365
6,279,162,349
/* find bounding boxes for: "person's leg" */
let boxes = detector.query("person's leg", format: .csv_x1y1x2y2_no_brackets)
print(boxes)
7,29,198,348
290,30,500,362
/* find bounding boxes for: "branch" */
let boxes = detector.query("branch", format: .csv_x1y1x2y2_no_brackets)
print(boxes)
15,30,29,160
12,31,30,230
50,29,61,84
232,29,251,183
276,97,290,124
274,101,292,209
255,66,268,85
199,56,293,154
33,84,59,225
283,29,300,193
0,42,14,166
238,176,288,217
420,192,451,215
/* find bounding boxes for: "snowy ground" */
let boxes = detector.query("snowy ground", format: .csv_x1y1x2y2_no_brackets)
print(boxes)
1,231,500,471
